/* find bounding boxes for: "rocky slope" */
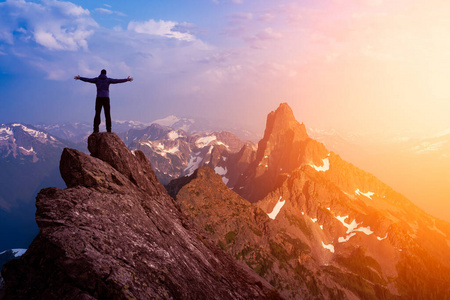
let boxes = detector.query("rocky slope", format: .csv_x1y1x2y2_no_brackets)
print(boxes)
168,167,350,299
0,133,279,299
171,103,450,299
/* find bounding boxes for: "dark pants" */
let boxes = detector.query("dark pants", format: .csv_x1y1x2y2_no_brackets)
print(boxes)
94,97,111,132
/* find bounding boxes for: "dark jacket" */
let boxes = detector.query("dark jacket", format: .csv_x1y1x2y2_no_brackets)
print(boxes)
79,74,128,98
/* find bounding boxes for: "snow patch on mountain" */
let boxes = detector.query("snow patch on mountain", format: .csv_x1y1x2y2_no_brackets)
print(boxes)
19,146,34,154
167,131,180,141
310,155,330,172
165,145,180,155
185,153,202,176
354,226,374,235
196,136,217,147
17,124,48,140
222,177,229,185
338,233,356,243
214,166,227,176
355,189,375,199
151,115,181,127
267,196,285,220
336,215,359,234
336,215,374,242
0,126,13,140
377,233,388,241
321,241,335,253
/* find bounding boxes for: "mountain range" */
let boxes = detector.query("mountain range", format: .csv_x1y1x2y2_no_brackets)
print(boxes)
1,104,450,298
168,103,450,298
0,123,69,251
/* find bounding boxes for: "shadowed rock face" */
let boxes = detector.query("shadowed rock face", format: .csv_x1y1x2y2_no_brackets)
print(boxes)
0,133,280,300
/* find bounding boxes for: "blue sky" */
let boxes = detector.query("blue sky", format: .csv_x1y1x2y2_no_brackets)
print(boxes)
1,0,450,137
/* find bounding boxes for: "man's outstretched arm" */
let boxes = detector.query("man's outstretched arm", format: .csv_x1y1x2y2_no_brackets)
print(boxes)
74,75,96,83
109,76,133,84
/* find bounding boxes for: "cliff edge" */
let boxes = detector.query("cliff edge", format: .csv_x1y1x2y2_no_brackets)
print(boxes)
0,133,279,300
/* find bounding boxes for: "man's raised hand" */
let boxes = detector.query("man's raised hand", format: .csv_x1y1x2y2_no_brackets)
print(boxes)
74,75,80,80
127,76,133,82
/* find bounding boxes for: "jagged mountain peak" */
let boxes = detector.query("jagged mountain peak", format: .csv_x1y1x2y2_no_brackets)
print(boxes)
235,103,328,202
260,103,308,152
256,103,312,165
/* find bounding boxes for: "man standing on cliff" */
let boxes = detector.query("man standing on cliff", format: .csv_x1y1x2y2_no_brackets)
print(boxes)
74,69,133,133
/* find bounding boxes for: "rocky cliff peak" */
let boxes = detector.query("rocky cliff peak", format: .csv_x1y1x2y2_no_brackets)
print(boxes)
0,133,279,299
235,103,328,202
257,103,308,161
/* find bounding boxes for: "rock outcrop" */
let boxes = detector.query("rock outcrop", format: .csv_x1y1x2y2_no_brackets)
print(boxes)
0,133,279,300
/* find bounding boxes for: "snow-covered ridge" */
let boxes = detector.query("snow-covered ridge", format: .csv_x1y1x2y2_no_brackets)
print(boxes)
151,115,181,127
196,135,217,147
15,124,49,140
0,123,64,162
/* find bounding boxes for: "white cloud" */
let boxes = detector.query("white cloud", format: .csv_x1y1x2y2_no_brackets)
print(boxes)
0,0,97,51
95,8,113,14
95,7,126,17
34,31,63,50
128,19,195,41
